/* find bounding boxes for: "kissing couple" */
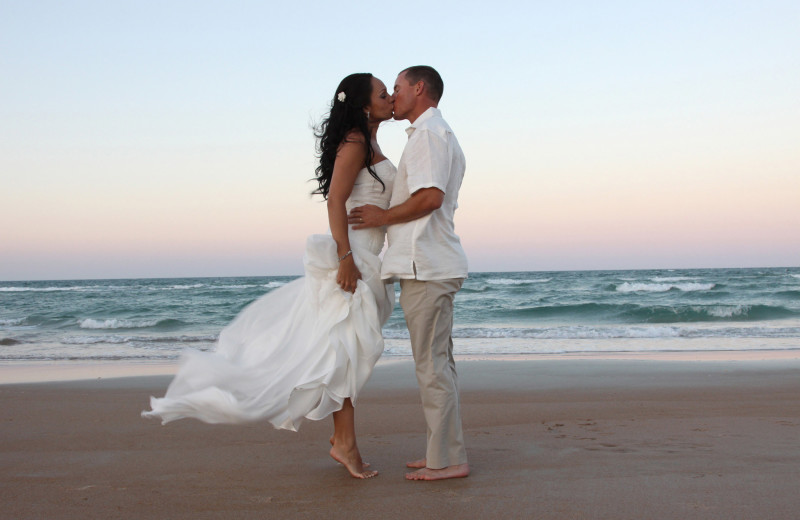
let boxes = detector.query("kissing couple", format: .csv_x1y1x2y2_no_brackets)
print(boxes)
144,66,469,481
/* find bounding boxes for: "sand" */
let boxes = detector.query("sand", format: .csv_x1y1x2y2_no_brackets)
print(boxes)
2,356,799,519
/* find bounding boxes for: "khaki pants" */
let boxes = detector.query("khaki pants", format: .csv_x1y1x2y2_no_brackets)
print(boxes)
399,277,467,469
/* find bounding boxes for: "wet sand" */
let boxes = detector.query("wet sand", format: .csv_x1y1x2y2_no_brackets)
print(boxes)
2,357,799,519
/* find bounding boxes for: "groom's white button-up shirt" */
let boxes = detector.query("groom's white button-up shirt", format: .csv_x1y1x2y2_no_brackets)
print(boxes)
381,107,468,281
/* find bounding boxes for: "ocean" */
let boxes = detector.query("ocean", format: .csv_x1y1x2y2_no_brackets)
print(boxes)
1,267,799,362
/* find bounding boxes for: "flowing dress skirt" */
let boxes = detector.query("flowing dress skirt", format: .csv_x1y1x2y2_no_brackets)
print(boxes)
143,233,394,431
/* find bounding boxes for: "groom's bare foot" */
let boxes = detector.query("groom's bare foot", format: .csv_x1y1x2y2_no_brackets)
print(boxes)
406,458,426,468
405,463,469,481
330,445,378,479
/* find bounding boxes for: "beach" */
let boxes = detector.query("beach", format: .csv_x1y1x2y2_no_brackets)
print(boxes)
2,355,799,519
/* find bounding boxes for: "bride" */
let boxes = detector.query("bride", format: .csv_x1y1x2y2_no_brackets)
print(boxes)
143,73,396,479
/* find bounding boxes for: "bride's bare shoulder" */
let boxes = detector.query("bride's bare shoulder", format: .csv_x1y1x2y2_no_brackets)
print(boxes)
343,129,366,144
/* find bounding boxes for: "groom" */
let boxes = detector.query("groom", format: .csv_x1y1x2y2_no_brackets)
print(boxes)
349,65,469,481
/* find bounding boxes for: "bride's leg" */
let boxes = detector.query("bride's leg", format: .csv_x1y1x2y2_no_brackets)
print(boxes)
330,399,378,479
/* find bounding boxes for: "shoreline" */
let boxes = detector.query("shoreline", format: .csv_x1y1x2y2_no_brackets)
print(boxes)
2,348,800,384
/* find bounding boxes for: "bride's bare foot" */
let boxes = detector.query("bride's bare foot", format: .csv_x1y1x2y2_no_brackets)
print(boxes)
406,458,426,468
330,445,378,479
405,463,470,481
330,436,369,467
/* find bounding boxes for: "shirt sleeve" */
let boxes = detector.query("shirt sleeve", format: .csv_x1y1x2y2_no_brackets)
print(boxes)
404,128,450,195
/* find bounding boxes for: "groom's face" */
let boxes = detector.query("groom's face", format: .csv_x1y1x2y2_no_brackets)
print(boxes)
392,72,415,121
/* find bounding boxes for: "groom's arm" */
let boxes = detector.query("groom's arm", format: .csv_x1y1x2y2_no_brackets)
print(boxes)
348,187,443,229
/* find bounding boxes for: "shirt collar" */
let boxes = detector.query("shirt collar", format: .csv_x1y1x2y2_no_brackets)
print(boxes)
405,107,441,137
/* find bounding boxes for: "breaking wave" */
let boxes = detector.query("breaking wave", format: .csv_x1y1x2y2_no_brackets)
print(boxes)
78,318,187,330
616,282,716,293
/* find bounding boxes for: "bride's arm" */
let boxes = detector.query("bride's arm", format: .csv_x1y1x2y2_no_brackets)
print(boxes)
327,138,365,293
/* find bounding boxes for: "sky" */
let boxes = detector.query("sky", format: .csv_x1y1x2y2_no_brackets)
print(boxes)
1,0,798,280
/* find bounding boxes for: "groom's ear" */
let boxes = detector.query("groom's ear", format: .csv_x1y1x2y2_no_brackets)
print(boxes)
414,80,425,97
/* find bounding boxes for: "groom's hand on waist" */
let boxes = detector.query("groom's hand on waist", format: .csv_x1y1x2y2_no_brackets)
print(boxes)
348,205,387,230
349,188,444,230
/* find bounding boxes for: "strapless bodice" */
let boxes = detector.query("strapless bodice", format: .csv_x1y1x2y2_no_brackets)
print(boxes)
345,159,396,213
345,160,396,255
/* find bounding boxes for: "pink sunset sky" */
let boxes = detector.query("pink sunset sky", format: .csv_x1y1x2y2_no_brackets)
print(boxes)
1,1,798,280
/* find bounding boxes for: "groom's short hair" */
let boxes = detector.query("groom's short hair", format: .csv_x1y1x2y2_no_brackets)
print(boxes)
401,65,443,102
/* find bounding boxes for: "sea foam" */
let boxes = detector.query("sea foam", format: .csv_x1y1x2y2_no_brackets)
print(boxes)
487,278,551,285
166,284,205,290
704,305,751,318
79,318,161,329
383,324,800,340
617,282,715,293
62,334,217,345
0,286,77,292
263,281,288,288
0,317,27,326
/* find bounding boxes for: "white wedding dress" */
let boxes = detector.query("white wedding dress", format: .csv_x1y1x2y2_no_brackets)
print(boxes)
143,160,396,431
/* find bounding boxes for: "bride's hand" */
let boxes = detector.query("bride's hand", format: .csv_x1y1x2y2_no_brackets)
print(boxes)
336,256,362,293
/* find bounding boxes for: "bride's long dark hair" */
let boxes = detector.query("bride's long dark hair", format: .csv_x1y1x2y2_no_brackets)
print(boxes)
313,73,384,199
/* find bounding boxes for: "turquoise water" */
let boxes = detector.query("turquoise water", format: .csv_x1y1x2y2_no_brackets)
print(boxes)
1,267,799,361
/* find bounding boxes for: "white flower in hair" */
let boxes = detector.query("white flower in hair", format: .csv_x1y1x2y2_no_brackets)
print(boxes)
337,91,346,102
